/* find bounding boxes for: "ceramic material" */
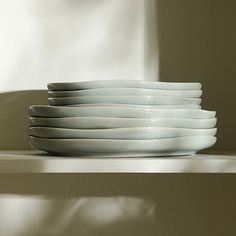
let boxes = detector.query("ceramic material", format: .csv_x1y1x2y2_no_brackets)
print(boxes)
29,105,216,119
29,127,217,139
68,104,201,109
30,135,217,156
29,117,217,129
48,96,201,106
48,80,202,91
48,88,202,98
28,79,217,156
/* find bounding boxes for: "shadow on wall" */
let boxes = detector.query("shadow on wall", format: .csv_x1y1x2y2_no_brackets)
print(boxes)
0,196,155,236
157,0,236,150
0,90,47,150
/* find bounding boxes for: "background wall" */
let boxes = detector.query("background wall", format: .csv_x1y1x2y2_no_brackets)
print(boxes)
0,1,236,236
0,0,158,91
0,0,235,150
0,90,47,150
157,0,236,150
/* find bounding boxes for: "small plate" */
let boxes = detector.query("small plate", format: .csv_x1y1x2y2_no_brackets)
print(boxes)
48,88,202,98
29,105,216,119
30,136,216,156
29,117,217,129
48,96,201,106
29,127,217,139
47,80,201,91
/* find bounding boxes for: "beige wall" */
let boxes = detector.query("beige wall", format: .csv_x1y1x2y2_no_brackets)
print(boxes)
0,91,47,150
0,2,235,236
0,0,235,150
157,0,236,150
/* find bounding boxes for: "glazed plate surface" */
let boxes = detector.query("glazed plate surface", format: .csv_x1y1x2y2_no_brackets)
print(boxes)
48,80,201,91
29,127,217,139
68,104,201,109
30,136,216,157
29,117,217,129
48,88,202,98
29,105,216,119
48,96,201,106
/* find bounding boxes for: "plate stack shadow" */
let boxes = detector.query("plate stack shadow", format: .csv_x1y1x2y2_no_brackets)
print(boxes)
29,80,217,157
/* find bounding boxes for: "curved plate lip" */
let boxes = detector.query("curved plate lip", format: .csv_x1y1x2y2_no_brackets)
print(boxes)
29,116,217,129
47,80,202,91
29,126,217,132
48,96,201,106
48,88,203,98
29,135,217,156
29,127,217,139
48,96,202,106
48,95,201,101
30,104,208,110
30,135,216,141
29,105,216,119
30,135,217,142
67,103,202,109
29,116,217,122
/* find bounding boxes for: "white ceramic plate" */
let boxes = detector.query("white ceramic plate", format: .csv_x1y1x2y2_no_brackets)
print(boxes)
48,80,201,91
48,88,202,98
29,117,217,129
68,104,201,109
29,127,217,139
48,96,201,106
29,105,216,119
29,136,216,157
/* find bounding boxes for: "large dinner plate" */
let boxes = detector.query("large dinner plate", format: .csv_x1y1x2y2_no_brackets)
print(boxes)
29,127,217,139
48,80,201,91
29,136,216,157
48,88,202,98
29,117,217,129
29,105,216,119
48,96,201,106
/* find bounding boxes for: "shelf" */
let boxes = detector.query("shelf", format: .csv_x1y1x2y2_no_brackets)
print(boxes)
0,150,235,173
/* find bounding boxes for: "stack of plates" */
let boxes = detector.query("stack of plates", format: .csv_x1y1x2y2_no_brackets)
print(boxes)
29,80,217,157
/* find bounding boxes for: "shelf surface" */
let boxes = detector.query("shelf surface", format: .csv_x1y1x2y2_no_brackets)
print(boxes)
0,150,235,173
